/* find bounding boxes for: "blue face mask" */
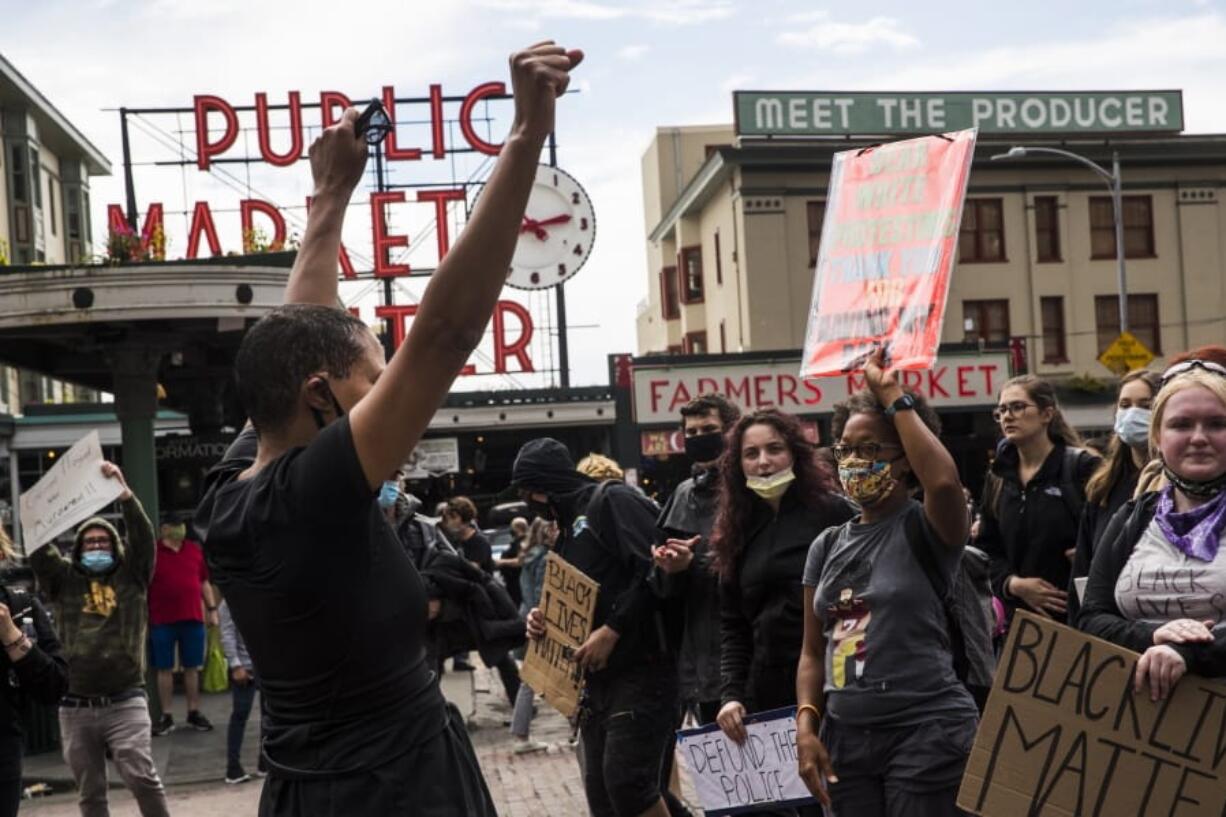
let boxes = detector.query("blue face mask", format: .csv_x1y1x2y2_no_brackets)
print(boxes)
1114,407,1152,449
80,551,115,574
377,481,400,509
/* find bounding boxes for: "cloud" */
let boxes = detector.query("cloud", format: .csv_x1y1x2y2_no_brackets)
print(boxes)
617,44,649,61
777,15,920,54
474,0,733,25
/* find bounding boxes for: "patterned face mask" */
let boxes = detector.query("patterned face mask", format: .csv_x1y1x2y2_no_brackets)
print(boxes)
838,457,896,507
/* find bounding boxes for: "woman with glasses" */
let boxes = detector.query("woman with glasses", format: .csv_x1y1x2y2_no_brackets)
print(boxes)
710,408,854,816
1067,369,1161,621
795,349,977,817
977,375,1100,624
1079,359,1226,700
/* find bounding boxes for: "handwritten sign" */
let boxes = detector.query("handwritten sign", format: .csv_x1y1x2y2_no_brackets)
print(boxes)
520,553,598,718
19,431,124,552
801,129,976,378
958,612,1226,816
676,707,816,816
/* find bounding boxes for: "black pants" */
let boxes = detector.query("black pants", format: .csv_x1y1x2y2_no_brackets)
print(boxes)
581,661,679,817
489,652,520,705
0,733,19,817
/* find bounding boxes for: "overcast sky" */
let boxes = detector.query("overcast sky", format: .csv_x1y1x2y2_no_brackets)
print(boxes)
4,0,1225,390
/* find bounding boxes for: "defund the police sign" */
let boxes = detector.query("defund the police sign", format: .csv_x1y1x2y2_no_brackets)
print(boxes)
735,91,1184,137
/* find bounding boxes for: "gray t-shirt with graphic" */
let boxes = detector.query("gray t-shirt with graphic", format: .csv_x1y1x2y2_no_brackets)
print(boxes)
802,500,977,727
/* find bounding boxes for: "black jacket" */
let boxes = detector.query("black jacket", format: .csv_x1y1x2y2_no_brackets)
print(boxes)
418,547,525,667
650,467,721,705
978,443,1099,620
720,488,855,710
1078,491,1226,678
1067,466,1139,623
0,585,69,737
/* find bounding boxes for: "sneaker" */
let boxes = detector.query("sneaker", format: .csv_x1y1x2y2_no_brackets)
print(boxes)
224,770,251,785
186,710,214,732
512,738,549,755
151,714,174,737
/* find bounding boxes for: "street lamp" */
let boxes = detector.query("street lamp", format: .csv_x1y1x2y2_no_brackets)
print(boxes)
991,145,1128,334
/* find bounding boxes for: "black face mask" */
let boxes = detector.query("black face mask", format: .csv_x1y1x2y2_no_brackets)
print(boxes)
684,431,724,464
309,382,345,431
527,498,557,522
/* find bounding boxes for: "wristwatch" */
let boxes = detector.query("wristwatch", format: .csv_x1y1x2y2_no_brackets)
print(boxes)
884,394,917,418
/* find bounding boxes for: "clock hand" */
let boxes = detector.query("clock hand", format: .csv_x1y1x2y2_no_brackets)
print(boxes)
519,216,549,241
534,214,572,227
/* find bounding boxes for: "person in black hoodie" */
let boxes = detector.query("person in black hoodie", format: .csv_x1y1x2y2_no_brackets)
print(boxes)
709,408,855,817
517,438,676,817
1067,369,1160,621
978,375,1099,625
0,527,68,817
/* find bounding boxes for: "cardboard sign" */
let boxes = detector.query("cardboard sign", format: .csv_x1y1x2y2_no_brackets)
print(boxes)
520,553,599,719
958,612,1226,816
676,707,816,816
801,129,977,379
19,430,125,552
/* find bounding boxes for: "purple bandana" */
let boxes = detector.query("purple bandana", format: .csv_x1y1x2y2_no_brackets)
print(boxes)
1154,485,1226,562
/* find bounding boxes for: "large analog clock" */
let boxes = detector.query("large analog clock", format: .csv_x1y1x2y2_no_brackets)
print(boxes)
506,164,596,290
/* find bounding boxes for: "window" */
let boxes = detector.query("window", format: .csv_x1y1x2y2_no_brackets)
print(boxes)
958,199,1006,262
684,331,708,355
1034,196,1060,262
9,145,26,202
1096,293,1161,355
48,179,57,235
1090,195,1155,258
680,246,703,303
963,299,1011,344
807,201,825,266
30,150,41,209
66,190,81,240
660,266,679,320
1040,296,1067,363
714,230,723,286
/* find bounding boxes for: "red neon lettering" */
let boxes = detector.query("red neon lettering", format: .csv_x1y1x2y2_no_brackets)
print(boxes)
696,377,719,395
901,370,922,391
725,377,750,405
979,365,999,395
347,307,361,320
375,304,419,349
668,381,693,413
306,195,355,278
240,199,287,250
492,300,532,372
754,375,773,407
106,203,164,256
650,380,669,414
193,95,239,170
320,91,353,129
429,84,446,159
254,91,304,167
381,86,422,161
370,191,409,276
927,367,950,399
957,366,973,397
493,300,534,373
802,379,823,405
186,201,221,258
459,82,505,156
778,374,799,407
416,188,466,260
846,372,868,393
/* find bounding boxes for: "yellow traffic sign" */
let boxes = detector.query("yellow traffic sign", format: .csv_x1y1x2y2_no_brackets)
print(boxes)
1098,331,1155,375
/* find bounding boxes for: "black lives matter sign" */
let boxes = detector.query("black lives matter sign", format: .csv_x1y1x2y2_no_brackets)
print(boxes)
960,612,1226,816
520,553,598,719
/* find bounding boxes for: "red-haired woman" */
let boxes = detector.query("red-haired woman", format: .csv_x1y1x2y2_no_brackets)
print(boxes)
711,409,854,805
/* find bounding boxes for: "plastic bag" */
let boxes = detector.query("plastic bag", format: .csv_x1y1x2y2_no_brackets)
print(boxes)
202,625,229,694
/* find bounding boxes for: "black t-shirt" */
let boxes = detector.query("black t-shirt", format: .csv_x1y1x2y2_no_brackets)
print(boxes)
501,535,524,601
461,529,494,575
193,420,445,775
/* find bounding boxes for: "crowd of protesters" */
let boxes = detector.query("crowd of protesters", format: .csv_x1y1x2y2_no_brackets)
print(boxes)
0,39,1223,817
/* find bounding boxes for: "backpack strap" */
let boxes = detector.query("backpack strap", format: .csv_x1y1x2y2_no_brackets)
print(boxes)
903,508,969,682
1057,446,1088,524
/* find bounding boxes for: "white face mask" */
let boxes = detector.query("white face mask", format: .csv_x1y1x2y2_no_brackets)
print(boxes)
1114,407,1152,448
746,468,796,500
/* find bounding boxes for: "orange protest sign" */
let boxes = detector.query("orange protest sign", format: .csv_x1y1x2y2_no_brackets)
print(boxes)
801,129,977,379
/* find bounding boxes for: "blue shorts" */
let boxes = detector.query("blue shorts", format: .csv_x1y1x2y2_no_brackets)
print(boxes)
149,621,206,670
